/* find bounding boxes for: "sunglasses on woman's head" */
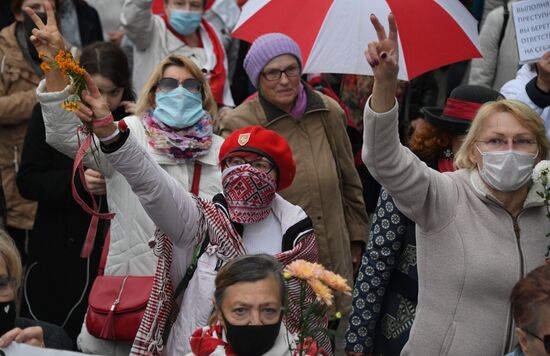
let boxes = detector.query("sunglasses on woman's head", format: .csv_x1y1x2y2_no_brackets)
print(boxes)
156,78,203,94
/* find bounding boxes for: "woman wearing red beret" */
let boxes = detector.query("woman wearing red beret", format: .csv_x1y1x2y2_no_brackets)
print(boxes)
47,69,329,354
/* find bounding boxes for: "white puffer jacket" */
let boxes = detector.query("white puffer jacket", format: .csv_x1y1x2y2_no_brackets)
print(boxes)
36,80,223,355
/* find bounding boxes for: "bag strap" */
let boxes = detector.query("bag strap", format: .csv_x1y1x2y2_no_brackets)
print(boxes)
172,234,210,301
498,1,510,50
72,129,115,258
98,230,110,276
190,161,202,196
162,233,210,344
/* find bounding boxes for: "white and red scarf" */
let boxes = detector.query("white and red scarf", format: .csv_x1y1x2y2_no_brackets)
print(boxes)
129,195,329,355
222,165,276,224
189,324,237,356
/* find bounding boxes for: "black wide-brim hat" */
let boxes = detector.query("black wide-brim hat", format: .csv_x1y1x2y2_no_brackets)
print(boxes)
422,85,503,134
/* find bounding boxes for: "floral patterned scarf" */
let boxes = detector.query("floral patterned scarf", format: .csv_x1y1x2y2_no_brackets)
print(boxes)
143,110,213,162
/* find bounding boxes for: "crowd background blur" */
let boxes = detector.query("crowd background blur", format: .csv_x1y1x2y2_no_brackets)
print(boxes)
1,0,550,355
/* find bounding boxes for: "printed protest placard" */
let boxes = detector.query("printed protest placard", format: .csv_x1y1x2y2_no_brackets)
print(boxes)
512,0,550,63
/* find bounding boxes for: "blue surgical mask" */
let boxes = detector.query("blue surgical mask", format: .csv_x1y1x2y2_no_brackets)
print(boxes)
169,9,202,36
153,86,205,129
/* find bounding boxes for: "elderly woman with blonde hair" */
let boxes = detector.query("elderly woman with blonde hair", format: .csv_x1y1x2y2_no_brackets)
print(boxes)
360,13,550,356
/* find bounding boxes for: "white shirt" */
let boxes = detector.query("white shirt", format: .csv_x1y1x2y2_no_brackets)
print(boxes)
242,211,283,255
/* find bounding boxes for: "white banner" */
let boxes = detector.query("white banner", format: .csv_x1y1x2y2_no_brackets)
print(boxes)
512,0,550,63
0,343,97,356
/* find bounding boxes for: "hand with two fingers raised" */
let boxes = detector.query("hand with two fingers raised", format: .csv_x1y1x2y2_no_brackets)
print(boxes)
73,72,118,141
365,14,400,113
23,1,68,91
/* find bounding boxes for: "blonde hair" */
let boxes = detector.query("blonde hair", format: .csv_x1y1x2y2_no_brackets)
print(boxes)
0,229,22,293
454,99,549,169
135,55,217,117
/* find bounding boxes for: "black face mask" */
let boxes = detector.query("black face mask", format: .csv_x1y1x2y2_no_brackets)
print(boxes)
0,300,16,336
22,12,47,63
222,314,282,356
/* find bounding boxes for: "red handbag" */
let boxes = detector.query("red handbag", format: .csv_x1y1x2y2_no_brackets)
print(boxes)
86,274,154,340
85,162,202,341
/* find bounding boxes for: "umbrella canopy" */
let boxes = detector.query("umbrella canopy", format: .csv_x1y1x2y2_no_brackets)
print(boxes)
232,0,482,80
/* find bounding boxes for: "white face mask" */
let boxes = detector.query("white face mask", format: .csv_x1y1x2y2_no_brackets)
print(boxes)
477,146,538,192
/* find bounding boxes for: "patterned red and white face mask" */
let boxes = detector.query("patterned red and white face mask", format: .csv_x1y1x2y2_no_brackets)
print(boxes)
222,164,276,224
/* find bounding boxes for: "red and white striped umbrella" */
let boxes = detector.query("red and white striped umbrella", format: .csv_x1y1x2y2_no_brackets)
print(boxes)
232,0,481,80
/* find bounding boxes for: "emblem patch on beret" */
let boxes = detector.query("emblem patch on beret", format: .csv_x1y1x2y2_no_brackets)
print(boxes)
238,133,251,146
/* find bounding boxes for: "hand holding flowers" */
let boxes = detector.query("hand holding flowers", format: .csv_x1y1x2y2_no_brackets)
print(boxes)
284,260,352,356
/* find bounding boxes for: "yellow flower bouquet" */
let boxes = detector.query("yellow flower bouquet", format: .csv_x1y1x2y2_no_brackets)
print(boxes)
39,50,86,113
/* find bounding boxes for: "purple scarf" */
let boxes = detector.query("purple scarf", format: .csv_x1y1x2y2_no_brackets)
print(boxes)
289,83,307,118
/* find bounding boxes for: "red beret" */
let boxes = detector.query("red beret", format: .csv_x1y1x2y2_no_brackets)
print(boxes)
219,126,296,191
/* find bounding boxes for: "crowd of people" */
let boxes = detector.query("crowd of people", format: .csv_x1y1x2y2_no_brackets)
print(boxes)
0,0,549,355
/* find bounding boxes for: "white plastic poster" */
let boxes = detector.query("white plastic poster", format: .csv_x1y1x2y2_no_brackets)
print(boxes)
512,0,550,63
0,343,98,356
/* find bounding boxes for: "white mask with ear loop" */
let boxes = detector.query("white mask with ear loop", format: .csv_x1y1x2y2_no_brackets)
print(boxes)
476,146,538,192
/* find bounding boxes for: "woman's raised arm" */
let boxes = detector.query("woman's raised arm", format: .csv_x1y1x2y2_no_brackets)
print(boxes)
361,14,457,232
366,13,399,114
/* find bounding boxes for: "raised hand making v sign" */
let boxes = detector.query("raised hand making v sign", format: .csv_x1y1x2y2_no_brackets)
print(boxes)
365,14,399,114
24,2,119,143
23,1,67,92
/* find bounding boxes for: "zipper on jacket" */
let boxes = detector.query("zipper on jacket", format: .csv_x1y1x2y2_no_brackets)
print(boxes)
503,216,525,352
486,197,527,353
512,217,525,278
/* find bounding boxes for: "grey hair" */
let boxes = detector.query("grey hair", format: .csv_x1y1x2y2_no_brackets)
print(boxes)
214,254,285,308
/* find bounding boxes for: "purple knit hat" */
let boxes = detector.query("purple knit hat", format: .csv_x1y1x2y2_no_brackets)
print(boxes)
244,33,303,88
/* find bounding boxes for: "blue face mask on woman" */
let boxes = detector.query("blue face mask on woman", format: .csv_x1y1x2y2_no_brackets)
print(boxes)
153,86,205,129
169,9,202,36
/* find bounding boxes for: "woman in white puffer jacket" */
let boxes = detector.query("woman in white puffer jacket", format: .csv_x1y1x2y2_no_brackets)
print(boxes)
31,10,223,352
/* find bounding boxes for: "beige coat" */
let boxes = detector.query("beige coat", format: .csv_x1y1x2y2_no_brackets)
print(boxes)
219,86,370,313
362,99,549,355
0,23,38,230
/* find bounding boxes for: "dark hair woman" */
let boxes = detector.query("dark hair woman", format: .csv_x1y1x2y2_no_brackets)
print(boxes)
79,41,136,118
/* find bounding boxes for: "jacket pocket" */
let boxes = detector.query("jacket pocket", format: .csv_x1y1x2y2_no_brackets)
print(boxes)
440,321,457,356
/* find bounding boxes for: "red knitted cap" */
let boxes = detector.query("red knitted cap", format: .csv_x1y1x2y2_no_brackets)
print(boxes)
219,126,296,191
